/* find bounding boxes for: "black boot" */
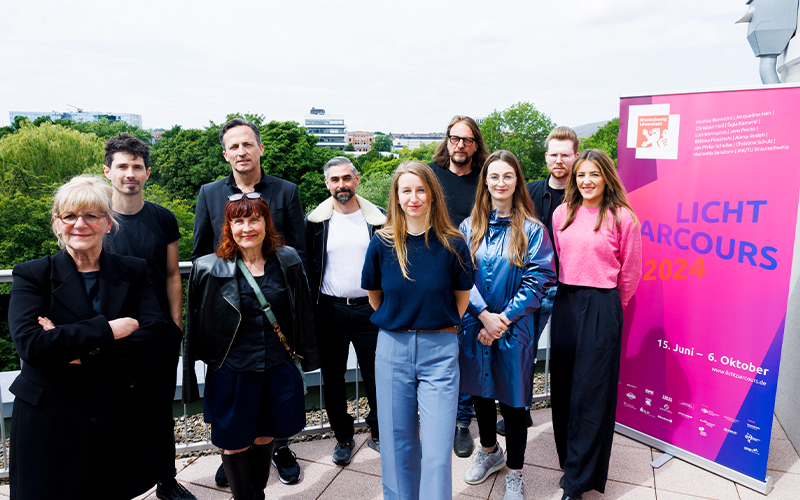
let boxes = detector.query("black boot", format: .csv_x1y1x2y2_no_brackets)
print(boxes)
221,451,254,500
250,441,274,500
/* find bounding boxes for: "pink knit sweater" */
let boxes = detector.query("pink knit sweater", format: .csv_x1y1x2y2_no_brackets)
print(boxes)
552,204,642,307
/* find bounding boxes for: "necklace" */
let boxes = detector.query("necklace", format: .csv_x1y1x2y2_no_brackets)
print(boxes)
406,226,431,236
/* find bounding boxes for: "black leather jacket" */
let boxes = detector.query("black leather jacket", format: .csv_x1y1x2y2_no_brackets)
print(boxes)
304,195,386,303
182,246,319,403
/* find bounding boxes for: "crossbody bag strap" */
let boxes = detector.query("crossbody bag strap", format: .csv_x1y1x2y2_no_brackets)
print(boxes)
236,258,298,357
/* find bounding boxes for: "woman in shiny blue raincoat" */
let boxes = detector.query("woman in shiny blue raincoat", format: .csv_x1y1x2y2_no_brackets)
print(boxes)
458,150,556,498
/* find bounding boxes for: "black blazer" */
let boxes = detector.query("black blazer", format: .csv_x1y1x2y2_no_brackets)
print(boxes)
191,170,307,269
8,250,171,500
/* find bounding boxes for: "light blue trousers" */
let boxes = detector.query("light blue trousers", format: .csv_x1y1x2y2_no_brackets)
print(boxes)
376,328,460,500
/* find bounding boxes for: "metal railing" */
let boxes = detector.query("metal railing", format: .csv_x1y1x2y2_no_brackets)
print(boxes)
0,262,553,475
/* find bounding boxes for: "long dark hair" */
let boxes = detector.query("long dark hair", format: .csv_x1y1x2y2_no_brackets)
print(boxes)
560,149,638,232
469,150,539,267
432,115,489,169
216,197,283,260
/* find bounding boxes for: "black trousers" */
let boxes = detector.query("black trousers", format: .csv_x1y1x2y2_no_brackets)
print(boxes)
550,284,623,498
316,299,379,442
158,323,184,481
472,396,528,470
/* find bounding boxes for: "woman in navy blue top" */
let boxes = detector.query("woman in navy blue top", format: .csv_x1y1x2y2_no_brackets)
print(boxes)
362,161,473,500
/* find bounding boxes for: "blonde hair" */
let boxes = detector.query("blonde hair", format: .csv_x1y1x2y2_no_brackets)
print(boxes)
469,150,539,267
51,174,117,248
560,149,638,232
377,161,465,279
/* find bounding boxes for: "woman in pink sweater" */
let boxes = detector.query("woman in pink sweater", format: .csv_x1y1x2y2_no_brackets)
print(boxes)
550,149,642,500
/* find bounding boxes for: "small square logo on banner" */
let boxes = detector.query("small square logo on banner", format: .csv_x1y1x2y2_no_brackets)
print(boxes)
627,104,680,160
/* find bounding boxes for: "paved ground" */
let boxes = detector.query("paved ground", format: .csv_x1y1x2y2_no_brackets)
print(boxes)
4,408,796,499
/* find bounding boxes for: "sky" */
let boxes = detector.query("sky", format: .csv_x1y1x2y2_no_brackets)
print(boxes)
0,0,761,134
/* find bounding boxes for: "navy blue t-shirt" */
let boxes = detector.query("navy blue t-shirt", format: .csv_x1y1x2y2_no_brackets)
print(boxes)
361,232,473,331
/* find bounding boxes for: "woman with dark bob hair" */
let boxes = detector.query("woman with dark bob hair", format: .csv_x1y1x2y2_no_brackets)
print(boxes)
8,174,172,500
183,193,319,500
550,149,642,500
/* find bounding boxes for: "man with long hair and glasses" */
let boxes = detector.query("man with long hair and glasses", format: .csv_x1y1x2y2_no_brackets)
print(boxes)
192,118,308,487
428,115,489,458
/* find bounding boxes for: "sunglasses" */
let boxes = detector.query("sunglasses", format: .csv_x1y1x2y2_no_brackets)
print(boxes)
227,192,262,202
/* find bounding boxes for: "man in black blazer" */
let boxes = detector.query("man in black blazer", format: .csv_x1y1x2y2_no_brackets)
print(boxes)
191,118,307,270
192,117,307,487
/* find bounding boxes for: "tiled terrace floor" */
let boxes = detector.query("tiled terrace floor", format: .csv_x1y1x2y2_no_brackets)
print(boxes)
4,408,796,499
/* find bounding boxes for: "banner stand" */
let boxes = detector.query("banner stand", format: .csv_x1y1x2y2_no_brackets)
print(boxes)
615,423,773,495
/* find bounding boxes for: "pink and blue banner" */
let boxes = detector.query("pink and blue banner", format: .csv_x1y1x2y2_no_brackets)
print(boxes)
616,86,800,484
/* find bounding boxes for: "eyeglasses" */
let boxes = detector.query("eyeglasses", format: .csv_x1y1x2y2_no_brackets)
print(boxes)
448,135,476,147
487,174,517,184
227,192,262,202
57,212,105,225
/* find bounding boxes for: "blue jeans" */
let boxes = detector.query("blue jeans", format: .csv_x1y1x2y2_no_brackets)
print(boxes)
526,284,558,408
456,392,474,426
376,328,459,500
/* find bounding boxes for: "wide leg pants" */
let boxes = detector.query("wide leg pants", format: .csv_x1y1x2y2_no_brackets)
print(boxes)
551,284,623,498
376,329,460,500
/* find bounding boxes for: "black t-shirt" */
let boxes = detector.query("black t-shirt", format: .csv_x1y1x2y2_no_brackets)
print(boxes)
546,183,565,273
428,161,480,227
106,201,181,318
226,257,291,372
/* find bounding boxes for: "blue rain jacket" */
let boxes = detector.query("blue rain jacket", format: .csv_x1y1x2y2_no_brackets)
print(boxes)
458,211,556,407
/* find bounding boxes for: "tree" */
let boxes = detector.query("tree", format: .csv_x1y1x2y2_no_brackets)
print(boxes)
259,120,342,210
344,143,356,151
580,118,620,162
72,117,153,143
142,184,196,261
480,102,556,182
358,172,393,210
360,155,401,177
398,142,439,163
372,133,393,152
149,125,229,204
0,122,104,196
9,116,153,143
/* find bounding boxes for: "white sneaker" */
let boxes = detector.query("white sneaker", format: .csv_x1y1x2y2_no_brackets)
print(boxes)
463,444,506,484
503,469,525,500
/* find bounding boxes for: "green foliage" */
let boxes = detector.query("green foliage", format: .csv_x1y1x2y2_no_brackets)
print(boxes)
360,155,402,177
0,294,20,372
371,133,393,152
580,118,620,162
142,185,195,261
355,149,381,168
72,117,153,143
480,102,556,182
358,172,393,210
149,126,229,205
344,143,356,151
0,191,59,269
397,142,439,163
0,191,54,371
0,122,105,197
9,116,152,143
259,120,342,210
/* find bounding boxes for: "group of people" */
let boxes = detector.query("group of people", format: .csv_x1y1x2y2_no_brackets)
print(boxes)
6,115,641,500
